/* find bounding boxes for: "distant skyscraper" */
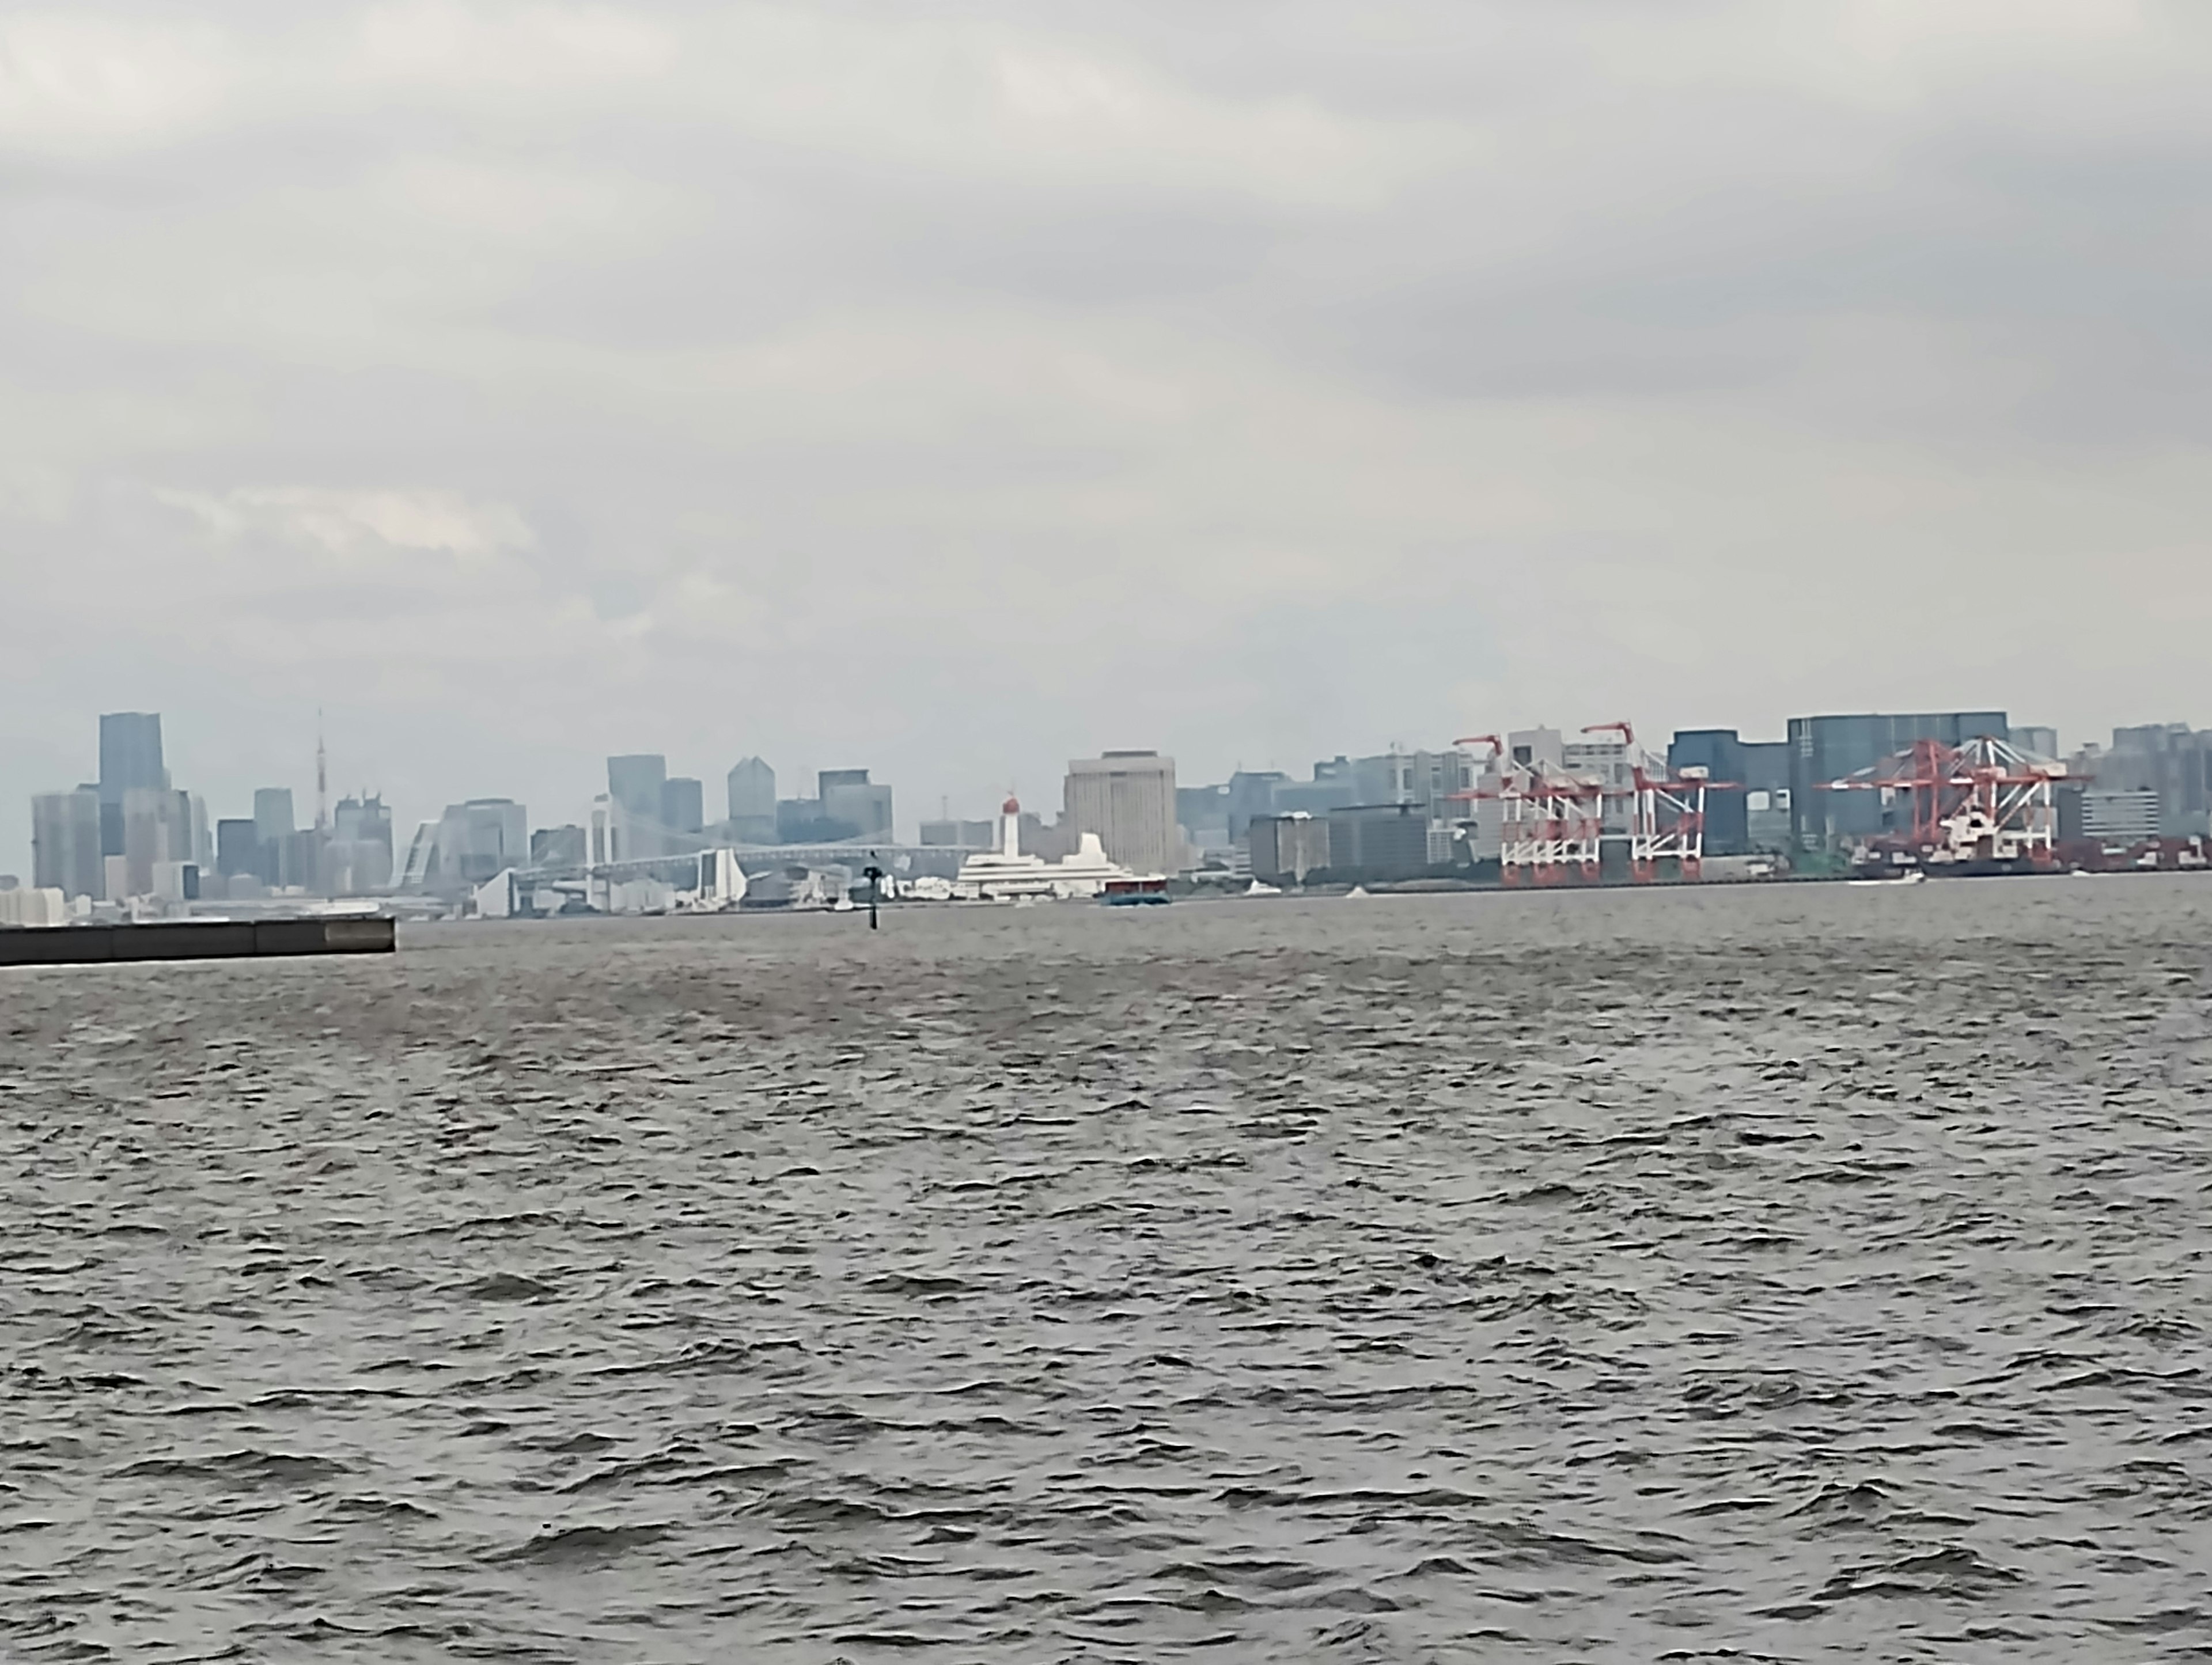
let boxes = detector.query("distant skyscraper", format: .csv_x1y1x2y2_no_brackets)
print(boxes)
607,754,668,858
119,786,189,898
97,712,165,856
215,818,261,879
819,768,893,841
661,776,705,836
31,789,104,901
332,795,392,856
253,787,296,847
98,712,165,800
1065,751,1180,874
726,757,777,843
398,799,529,894
327,795,395,895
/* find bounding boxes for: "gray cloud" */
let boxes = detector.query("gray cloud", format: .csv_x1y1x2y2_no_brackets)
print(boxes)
4,0,2210,868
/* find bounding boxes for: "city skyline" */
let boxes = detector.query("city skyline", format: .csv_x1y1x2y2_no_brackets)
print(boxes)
5,692,2154,883
24,697,2212,893
5,5,2211,883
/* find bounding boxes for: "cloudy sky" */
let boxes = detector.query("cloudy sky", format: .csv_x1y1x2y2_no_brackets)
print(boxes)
3,0,2208,864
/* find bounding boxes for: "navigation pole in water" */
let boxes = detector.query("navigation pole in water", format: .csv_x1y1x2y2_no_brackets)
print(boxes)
862,855,885,930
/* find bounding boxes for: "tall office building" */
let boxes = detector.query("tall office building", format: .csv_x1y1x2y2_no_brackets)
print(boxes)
1787,711,2009,849
253,787,296,847
819,768,893,841
120,785,190,898
1065,750,1180,875
97,712,166,856
660,777,705,837
400,799,529,894
726,757,777,843
31,789,104,901
608,754,668,858
327,795,396,895
332,794,393,858
188,794,213,871
216,818,261,879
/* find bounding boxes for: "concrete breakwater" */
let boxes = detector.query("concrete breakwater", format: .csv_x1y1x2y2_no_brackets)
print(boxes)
0,916,395,966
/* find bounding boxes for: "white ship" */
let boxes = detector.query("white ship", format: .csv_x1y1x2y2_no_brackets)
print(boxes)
953,797,1145,901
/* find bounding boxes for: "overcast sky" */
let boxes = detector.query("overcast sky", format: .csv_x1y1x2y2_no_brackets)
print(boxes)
5,0,2209,864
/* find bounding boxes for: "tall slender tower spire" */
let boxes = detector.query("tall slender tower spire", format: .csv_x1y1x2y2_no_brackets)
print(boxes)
315,708,328,836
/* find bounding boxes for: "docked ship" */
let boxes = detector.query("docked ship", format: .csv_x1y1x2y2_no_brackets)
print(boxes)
953,797,1147,902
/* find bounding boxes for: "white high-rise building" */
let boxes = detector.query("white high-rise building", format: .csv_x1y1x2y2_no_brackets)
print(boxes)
1064,751,1180,875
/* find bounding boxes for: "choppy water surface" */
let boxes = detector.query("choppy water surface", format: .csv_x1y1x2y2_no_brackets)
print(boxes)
6,880,2212,1661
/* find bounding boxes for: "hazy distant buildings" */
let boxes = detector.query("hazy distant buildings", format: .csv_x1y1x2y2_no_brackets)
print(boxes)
216,818,259,879
726,757,777,843
607,754,668,858
1273,757,1359,816
119,786,191,899
661,776,704,837
921,818,998,848
400,799,528,894
819,768,893,841
2086,724,2212,836
1176,783,1230,855
31,789,103,901
324,794,395,894
253,787,295,848
1066,751,1179,874
1226,771,1289,839
531,825,588,867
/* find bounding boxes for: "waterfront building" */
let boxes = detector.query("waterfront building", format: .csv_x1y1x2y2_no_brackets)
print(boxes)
2080,788,2162,844
30,788,104,901
2088,725,2212,836
0,886,68,927
726,757,777,844
1249,812,1330,886
1787,711,2009,850
953,796,1136,900
1327,802,1431,881
1668,729,1791,854
1065,750,1180,874
607,754,668,858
